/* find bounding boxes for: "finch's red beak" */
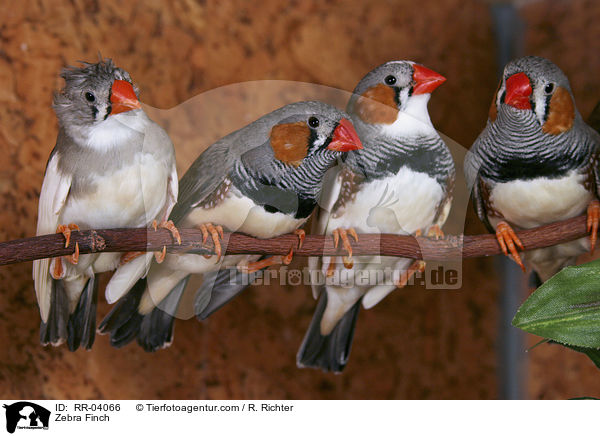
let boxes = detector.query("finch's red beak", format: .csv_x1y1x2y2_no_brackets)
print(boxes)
327,118,363,152
110,80,141,115
412,64,446,95
505,72,532,110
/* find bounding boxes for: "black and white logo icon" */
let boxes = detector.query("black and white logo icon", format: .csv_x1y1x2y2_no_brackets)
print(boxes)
3,402,50,434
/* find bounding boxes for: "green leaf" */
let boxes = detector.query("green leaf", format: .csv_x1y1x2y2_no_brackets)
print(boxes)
512,259,600,348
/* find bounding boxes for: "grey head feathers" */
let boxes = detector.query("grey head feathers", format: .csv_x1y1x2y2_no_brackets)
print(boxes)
467,56,596,186
53,58,138,129
171,101,355,222
347,60,415,117
344,60,453,184
493,56,582,128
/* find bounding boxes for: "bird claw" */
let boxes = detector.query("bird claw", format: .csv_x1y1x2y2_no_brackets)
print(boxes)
293,229,305,249
119,251,144,265
587,200,600,253
56,223,80,248
332,227,359,260
495,221,525,272
151,220,181,262
154,245,167,264
159,220,182,245
53,224,80,274
66,242,79,265
238,255,283,274
426,225,444,240
342,256,353,269
283,247,294,265
199,223,224,259
395,260,426,289
326,258,337,277
50,257,65,280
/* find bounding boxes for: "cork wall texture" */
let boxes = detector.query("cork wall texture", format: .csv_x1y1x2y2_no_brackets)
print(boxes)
0,0,598,399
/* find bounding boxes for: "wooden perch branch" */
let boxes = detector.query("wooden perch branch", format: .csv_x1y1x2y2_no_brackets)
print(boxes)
0,214,591,267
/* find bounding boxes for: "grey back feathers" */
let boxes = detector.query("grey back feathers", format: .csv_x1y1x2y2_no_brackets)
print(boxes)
170,101,351,223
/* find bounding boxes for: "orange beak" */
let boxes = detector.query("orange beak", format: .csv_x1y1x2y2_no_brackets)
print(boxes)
327,118,363,152
505,72,532,110
110,79,141,115
412,64,446,95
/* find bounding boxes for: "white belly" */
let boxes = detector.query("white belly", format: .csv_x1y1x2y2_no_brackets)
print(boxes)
183,192,306,239
61,153,169,229
328,166,444,235
489,172,591,229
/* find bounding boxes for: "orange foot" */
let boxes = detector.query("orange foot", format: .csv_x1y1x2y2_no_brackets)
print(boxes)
332,227,359,269
239,230,304,274
119,251,144,266
395,260,426,289
199,223,224,260
427,224,444,240
152,219,182,263
587,200,600,253
51,223,80,279
496,221,525,272
293,229,305,249
326,257,337,277
238,250,294,275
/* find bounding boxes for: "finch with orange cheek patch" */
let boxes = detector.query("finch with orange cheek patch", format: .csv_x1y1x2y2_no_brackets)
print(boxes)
300,61,454,372
33,59,178,350
465,56,600,283
98,101,362,352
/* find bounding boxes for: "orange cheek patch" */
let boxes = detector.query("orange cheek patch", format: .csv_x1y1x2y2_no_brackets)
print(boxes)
354,84,398,125
270,121,310,167
543,86,575,135
489,81,501,122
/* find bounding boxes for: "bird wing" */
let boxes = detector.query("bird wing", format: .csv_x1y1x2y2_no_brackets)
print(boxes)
308,165,344,298
33,149,72,322
168,129,254,224
464,147,495,233
584,124,600,199
161,161,179,222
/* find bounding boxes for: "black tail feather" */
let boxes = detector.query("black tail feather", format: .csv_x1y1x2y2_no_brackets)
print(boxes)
196,267,259,320
137,276,188,352
98,278,145,348
296,292,361,373
39,279,69,347
67,275,98,351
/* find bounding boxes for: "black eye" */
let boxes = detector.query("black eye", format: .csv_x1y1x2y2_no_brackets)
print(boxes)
544,83,554,94
85,92,95,102
308,117,319,128
384,75,396,86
